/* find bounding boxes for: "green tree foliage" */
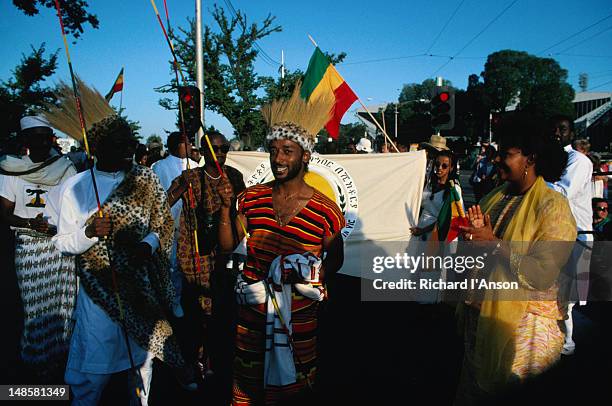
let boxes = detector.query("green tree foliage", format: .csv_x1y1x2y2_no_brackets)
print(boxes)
114,106,141,138
362,79,456,145
13,0,99,40
398,78,453,105
461,74,490,143
260,51,347,104
482,50,575,118
156,4,281,148
0,43,58,142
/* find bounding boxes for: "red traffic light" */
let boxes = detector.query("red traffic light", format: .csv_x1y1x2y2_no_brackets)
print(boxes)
439,92,449,102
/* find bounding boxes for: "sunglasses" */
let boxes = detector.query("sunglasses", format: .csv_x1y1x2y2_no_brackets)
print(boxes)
434,162,449,169
211,144,230,153
595,207,608,212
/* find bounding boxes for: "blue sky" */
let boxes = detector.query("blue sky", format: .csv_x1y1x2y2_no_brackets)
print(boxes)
2,0,612,142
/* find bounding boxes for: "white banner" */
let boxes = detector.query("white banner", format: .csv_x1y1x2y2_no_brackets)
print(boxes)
226,151,427,277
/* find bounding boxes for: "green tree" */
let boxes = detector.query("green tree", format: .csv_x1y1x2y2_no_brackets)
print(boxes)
260,51,347,104
482,50,575,118
361,79,456,145
461,73,490,142
398,78,453,105
0,43,58,141
156,4,281,148
114,106,141,138
13,0,99,39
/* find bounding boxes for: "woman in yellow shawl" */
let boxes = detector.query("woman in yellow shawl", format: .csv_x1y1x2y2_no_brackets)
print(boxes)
455,115,577,403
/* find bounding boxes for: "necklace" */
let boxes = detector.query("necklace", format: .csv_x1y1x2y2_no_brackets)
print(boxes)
203,168,221,180
273,187,299,201
274,203,302,227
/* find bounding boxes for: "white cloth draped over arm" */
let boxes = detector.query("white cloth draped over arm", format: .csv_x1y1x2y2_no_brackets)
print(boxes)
53,168,161,255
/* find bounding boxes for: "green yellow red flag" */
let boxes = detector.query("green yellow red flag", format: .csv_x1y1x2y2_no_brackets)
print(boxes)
301,48,357,139
105,68,124,101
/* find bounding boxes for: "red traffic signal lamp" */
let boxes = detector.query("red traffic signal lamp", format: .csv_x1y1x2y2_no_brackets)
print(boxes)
430,86,455,131
178,85,202,137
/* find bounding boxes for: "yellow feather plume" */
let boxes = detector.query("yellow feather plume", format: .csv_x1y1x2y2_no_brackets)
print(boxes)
42,76,115,141
261,81,335,140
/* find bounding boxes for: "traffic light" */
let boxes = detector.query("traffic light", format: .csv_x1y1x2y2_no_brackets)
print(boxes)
178,85,201,136
430,86,455,131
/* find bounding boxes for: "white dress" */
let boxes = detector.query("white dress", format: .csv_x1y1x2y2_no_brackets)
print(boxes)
417,182,463,241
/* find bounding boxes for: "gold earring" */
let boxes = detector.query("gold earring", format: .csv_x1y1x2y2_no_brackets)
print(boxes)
523,167,528,179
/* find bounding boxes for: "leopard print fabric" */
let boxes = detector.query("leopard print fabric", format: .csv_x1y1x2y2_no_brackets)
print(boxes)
79,164,184,368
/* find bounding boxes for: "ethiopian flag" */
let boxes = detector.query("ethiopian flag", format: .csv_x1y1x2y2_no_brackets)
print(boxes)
105,68,124,101
437,181,469,242
301,48,357,139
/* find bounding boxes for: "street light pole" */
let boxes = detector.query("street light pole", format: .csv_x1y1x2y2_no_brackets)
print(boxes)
394,103,398,139
195,0,204,148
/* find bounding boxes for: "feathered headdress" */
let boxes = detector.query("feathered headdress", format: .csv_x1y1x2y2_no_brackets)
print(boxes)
261,81,334,152
42,76,123,150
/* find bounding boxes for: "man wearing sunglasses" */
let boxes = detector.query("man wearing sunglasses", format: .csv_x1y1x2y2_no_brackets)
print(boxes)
593,198,611,240
166,130,245,384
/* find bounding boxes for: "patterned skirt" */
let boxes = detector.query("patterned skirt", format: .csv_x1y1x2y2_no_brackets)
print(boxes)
15,231,77,382
232,292,319,406
456,305,564,404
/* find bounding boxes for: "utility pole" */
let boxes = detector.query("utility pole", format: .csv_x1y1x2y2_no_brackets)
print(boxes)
281,50,285,80
435,76,443,136
489,112,493,143
195,0,204,148
394,103,398,139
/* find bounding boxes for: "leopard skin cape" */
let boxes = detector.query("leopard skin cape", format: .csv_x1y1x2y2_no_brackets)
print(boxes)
79,164,184,368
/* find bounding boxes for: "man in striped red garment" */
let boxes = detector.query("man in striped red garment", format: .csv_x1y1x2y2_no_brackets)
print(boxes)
217,116,345,404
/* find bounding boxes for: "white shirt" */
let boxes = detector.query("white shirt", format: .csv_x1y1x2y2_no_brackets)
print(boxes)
417,183,464,241
548,145,593,241
53,166,159,374
151,155,198,270
151,155,198,223
0,166,75,227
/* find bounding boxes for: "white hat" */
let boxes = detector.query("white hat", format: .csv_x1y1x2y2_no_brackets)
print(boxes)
20,115,51,131
355,137,373,153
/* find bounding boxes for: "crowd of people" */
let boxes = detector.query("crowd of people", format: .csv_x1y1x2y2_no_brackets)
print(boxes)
1,83,611,406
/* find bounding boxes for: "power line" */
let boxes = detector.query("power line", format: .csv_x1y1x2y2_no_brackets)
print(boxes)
342,53,486,67
343,53,426,65
574,69,612,77
425,0,467,54
538,12,612,55
222,0,281,66
431,0,520,77
557,53,612,58
222,0,278,66
554,24,612,55
589,79,612,90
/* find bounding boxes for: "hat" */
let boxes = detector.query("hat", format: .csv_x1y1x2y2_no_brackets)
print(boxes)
20,115,51,131
355,138,373,153
419,134,449,151
261,81,334,153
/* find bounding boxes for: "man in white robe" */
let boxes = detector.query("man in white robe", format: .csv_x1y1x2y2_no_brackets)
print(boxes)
152,132,198,317
0,116,77,382
53,116,194,405
548,114,594,356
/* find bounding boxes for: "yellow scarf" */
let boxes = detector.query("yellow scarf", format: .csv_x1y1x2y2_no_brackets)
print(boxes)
474,176,576,391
